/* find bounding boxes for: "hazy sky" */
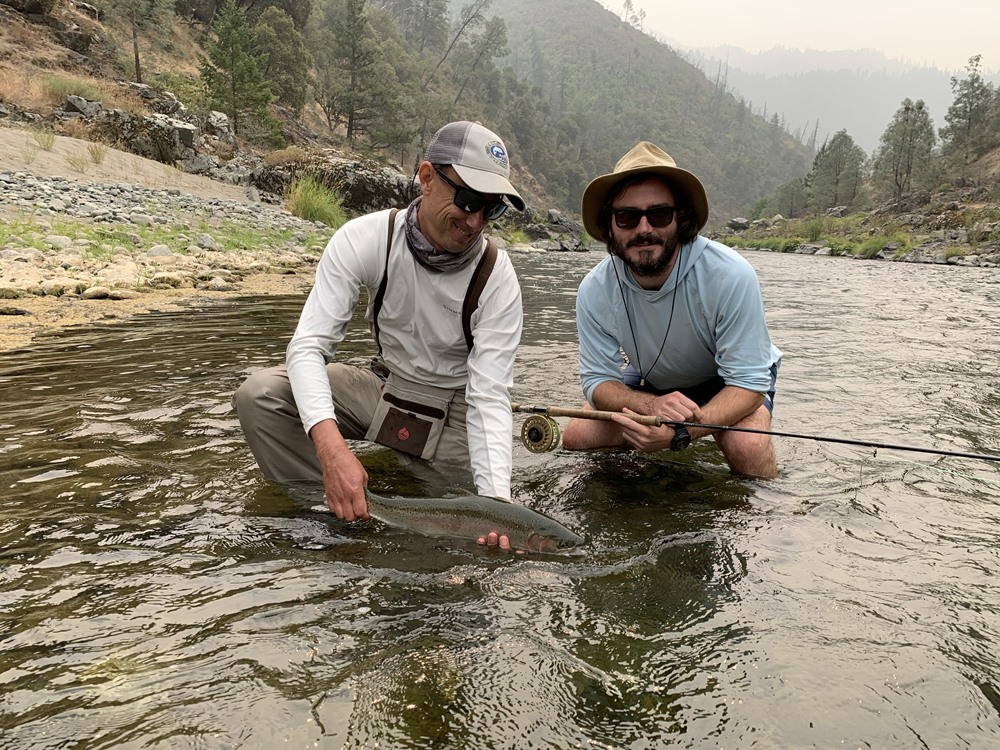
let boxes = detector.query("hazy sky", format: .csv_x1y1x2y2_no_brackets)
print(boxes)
597,0,999,72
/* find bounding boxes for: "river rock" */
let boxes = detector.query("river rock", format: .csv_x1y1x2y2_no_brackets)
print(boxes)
82,285,110,299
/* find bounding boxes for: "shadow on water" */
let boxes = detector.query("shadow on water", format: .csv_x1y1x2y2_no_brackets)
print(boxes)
2,251,1000,747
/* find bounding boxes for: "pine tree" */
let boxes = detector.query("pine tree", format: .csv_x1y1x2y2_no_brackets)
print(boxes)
450,15,508,105
199,0,273,136
940,55,997,178
872,99,936,200
255,6,312,114
107,0,174,84
333,0,377,140
807,130,866,210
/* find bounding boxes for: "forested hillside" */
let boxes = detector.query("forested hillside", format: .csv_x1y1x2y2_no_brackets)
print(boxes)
1,0,814,225
489,0,814,223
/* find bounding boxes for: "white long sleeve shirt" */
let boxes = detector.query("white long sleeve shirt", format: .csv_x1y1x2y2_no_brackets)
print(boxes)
285,209,523,498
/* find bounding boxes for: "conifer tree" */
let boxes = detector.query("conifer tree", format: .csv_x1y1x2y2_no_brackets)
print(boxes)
940,55,997,178
255,6,312,114
872,98,936,200
108,0,174,84
200,0,273,136
806,130,866,210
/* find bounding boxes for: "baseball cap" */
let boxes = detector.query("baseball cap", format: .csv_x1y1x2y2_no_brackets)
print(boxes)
424,121,525,211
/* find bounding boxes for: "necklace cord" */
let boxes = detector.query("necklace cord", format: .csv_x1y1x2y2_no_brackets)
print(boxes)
611,244,682,387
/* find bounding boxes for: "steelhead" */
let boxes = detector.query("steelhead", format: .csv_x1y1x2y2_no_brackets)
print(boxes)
364,490,584,553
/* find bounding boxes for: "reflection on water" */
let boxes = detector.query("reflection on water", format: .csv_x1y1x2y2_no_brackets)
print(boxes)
2,249,1000,748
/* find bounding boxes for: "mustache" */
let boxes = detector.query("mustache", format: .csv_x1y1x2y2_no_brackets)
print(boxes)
626,233,665,248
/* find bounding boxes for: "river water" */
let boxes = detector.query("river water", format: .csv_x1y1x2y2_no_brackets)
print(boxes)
2,249,1000,749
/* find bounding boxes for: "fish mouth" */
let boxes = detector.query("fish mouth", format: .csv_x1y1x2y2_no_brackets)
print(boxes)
526,533,584,554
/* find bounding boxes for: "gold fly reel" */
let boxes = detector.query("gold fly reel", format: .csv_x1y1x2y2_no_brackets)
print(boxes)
520,415,561,452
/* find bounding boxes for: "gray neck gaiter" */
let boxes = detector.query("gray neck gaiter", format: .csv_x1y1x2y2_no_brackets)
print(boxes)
403,197,482,273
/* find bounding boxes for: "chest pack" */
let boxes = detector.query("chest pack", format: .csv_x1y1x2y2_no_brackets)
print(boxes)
371,208,497,354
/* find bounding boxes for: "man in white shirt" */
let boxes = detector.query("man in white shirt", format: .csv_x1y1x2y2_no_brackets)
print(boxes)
234,121,525,536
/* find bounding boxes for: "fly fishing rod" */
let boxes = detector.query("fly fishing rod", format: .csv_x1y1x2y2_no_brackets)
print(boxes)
510,402,1000,462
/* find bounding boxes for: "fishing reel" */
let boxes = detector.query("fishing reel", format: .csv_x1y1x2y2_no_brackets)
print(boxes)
520,415,561,453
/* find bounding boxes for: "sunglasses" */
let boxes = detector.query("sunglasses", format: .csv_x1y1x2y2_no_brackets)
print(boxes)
435,168,508,221
611,205,677,230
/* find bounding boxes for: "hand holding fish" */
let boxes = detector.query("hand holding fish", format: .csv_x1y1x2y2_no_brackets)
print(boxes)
311,419,370,521
477,531,514,552
365,491,583,553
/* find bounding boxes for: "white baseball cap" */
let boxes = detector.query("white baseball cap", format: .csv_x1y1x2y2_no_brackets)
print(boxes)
424,121,525,211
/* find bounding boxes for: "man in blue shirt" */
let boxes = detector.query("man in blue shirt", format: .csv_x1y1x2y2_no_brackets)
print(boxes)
563,141,781,478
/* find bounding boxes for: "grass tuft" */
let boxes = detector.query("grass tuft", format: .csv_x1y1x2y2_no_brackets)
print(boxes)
87,141,109,165
286,176,347,227
30,127,55,151
66,152,91,173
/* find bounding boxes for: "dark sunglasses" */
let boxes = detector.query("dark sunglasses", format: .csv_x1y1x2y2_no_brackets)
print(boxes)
435,168,508,221
611,205,677,230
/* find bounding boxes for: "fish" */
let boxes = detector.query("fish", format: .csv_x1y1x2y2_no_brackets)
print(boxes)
364,490,584,553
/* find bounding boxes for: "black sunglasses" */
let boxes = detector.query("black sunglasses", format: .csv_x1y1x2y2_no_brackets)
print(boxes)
435,168,508,221
611,205,677,230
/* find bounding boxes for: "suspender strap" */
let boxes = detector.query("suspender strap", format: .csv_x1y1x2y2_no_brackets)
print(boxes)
372,208,397,357
462,239,497,351
372,209,497,354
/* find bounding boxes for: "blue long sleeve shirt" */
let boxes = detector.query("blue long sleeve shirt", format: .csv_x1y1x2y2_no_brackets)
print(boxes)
576,236,781,403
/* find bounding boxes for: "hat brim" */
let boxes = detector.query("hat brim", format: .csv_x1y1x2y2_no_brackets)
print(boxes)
581,165,709,243
453,164,526,211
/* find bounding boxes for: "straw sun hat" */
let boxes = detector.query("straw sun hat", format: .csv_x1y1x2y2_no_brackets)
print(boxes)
581,141,710,243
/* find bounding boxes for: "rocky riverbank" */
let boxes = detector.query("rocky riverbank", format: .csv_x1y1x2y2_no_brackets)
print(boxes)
0,168,332,352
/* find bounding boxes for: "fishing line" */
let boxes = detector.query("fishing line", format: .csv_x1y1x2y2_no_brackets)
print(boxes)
667,420,1000,463
510,403,1000,463
875,451,1000,488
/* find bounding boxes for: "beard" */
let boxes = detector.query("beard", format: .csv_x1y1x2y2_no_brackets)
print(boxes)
609,230,680,278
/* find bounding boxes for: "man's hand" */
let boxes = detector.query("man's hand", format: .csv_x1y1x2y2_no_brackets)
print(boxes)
643,391,698,425
477,532,521,553
611,407,673,452
608,391,700,452
310,419,369,521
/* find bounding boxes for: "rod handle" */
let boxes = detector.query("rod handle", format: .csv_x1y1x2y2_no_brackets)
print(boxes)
510,402,663,427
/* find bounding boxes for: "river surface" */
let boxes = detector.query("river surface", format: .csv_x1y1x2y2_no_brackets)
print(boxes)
2,249,1000,749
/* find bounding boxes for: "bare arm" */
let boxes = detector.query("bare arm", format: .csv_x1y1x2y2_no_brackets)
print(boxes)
594,381,763,452
310,418,369,521
695,385,764,438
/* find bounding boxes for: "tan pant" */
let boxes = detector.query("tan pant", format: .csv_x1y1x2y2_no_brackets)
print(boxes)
231,364,473,485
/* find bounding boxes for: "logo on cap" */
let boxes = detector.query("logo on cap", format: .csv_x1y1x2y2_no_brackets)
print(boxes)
485,141,508,169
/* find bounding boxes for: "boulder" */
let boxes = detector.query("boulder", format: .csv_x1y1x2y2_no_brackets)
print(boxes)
251,153,413,215
89,109,200,165
1,0,59,14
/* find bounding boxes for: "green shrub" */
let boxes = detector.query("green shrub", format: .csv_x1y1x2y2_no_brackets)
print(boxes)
804,218,826,242
826,239,855,255
286,176,347,227
147,72,209,111
737,236,803,253
240,113,286,149
506,229,530,245
772,237,804,252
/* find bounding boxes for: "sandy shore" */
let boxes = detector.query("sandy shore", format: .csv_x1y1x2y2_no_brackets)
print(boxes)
0,124,319,353
0,272,313,353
